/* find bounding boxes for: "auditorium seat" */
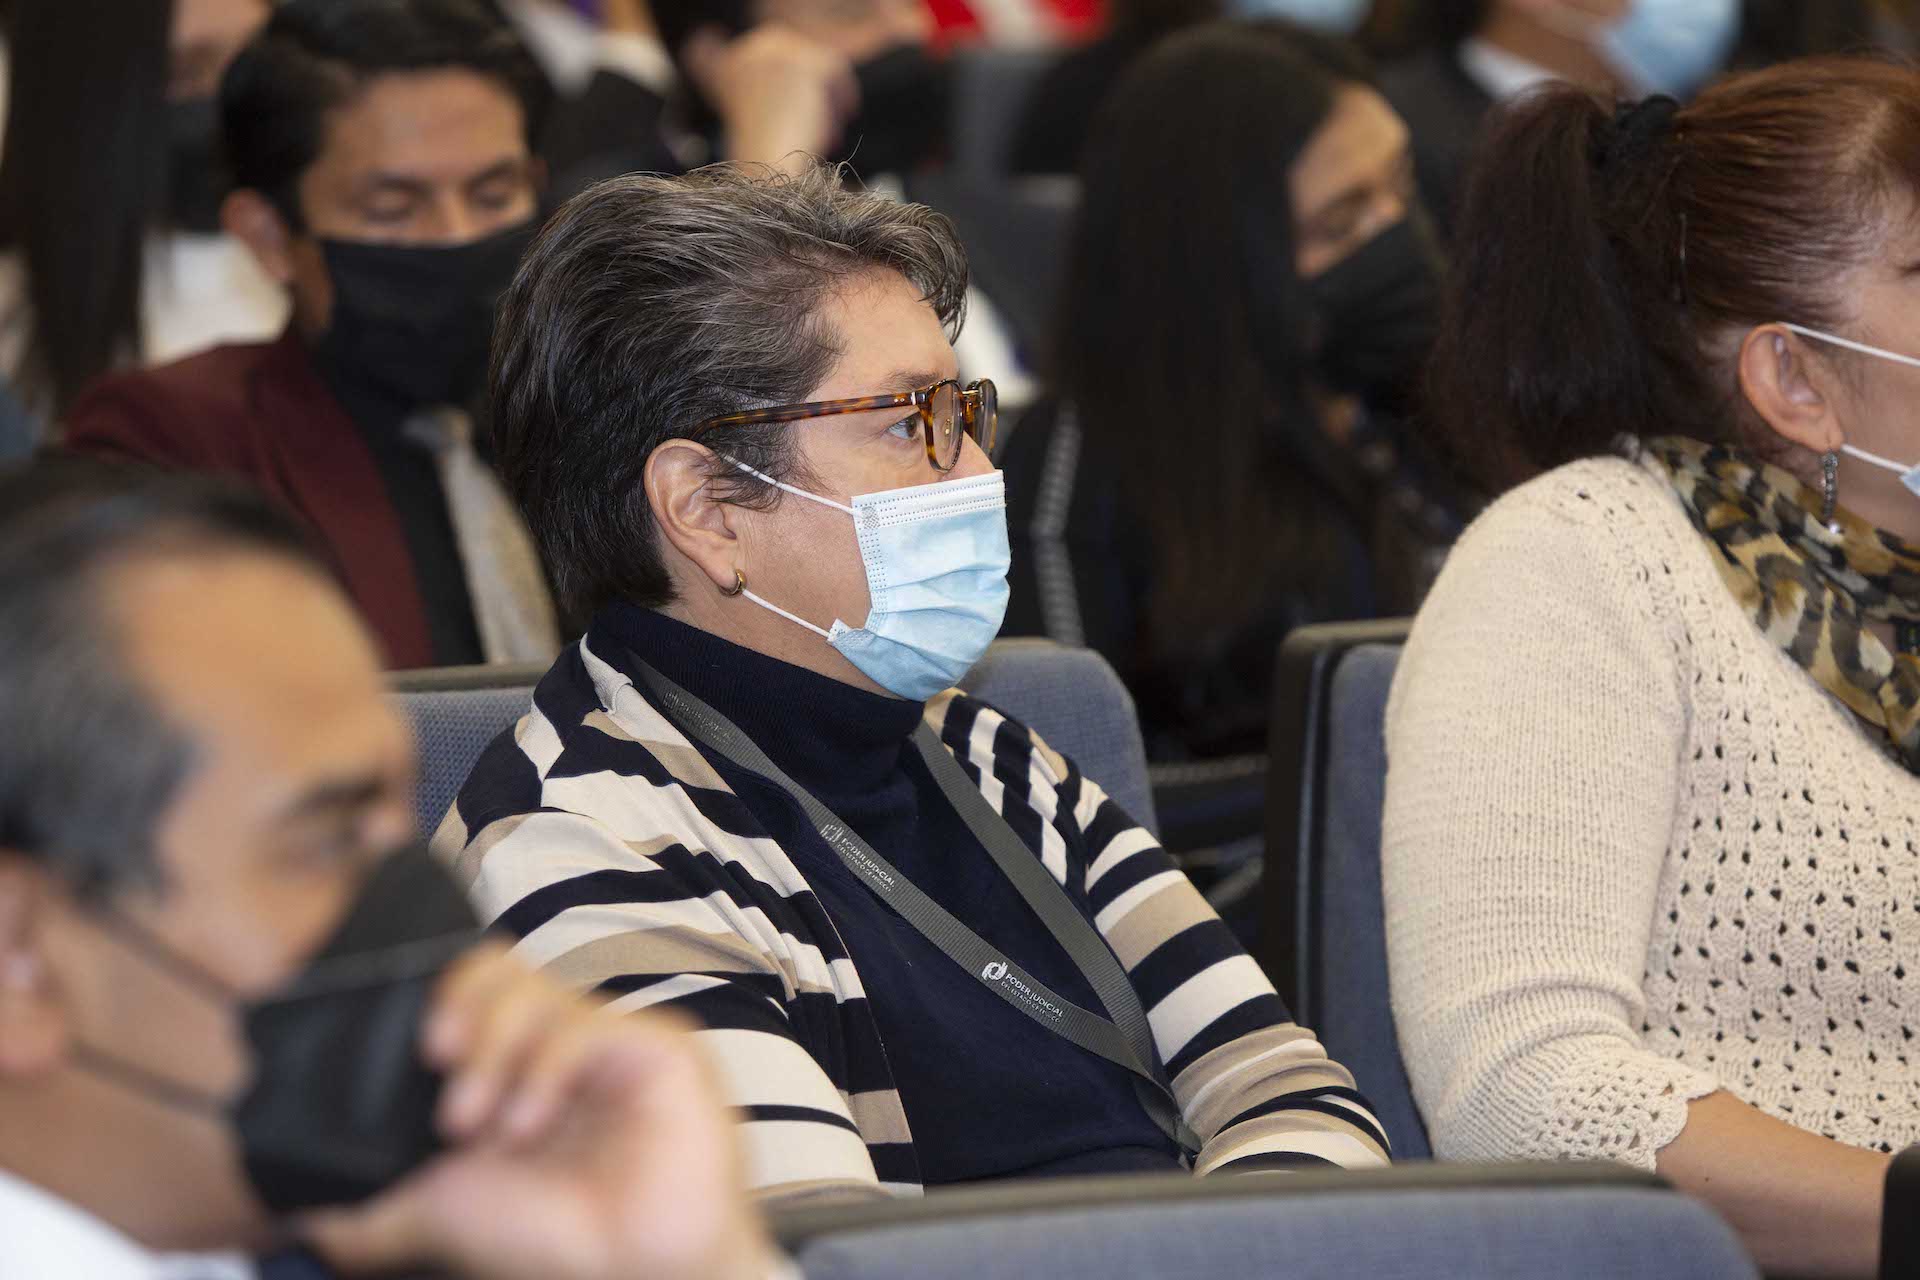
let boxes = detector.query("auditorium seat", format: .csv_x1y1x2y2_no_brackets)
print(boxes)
772,1162,1759,1280
1262,619,1424,1156
0,379,36,462
391,638,1158,838
905,171,1077,367
946,44,1064,180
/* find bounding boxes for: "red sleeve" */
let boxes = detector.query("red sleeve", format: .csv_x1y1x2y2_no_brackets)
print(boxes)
60,370,235,473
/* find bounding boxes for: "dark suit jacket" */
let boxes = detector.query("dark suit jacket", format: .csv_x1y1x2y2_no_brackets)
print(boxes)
1378,48,1495,241
61,329,439,669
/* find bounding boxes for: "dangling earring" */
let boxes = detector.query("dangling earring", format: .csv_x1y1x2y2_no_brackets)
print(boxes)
1821,451,1840,529
720,569,746,597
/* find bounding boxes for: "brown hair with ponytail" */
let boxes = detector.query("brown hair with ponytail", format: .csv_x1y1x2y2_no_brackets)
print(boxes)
1430,56,1920,495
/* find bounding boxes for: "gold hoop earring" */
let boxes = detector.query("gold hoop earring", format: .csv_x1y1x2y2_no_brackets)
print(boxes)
720,569,747,597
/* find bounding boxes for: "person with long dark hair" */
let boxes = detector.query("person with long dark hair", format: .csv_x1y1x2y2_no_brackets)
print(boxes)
0,0,283,424
1002,19,1458,864
1384,58,1920,1277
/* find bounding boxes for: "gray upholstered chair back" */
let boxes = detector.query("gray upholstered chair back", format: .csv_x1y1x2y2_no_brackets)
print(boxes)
1315,644,1423,1158
391,638,1157,839
776,1165,1758,1280
962,637,1157,833
947,45,1060,179
0,379,38,463
1264,621,1424,1157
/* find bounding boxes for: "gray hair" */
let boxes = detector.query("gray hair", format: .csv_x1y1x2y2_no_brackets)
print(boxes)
489,159,971,625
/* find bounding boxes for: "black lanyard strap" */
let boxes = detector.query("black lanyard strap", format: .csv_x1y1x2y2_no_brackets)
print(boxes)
630,660,1198,1157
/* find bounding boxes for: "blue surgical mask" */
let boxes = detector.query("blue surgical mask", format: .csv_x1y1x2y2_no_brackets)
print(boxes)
1538,0,1740,99
1605,0,1740,98
723,459,1011,701
1784,323,1920,497
1231,0,1370,34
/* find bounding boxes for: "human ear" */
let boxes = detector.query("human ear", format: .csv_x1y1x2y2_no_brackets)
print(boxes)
221,189,298,287
644,440,747,595
1737,323,1844,457
0,857,69,1078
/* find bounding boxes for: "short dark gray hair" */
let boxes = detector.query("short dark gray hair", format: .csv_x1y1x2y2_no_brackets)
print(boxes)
0,458,329,900
489,160,970,625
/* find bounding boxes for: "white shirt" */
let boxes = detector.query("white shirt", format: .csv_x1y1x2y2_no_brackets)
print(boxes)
1457,36,1563,102
0,233,289,421
138,234,291,367
0,1169,254,1280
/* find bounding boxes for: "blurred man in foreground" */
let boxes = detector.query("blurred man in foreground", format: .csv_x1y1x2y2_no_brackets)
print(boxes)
0,459,783,1280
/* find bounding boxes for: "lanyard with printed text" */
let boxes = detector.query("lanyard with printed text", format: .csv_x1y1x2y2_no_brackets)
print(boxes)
629,659,1200,1158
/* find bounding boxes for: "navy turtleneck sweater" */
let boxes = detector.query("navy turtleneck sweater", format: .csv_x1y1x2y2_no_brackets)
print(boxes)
597,604,1181,1184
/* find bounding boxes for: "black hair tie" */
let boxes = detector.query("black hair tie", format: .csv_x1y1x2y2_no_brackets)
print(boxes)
1599,94,1681,179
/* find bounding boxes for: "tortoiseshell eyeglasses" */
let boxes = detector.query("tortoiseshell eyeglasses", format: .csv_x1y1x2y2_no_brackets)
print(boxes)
691,377,998,474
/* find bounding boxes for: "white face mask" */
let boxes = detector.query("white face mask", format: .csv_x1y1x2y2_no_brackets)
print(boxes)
1782,322,1920,496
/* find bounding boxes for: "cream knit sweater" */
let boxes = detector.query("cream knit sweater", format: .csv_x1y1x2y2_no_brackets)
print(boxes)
1383,454,1920,1170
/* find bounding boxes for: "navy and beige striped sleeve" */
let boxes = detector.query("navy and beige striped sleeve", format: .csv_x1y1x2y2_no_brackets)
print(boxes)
932,693,1392,1174
436,725,892,1205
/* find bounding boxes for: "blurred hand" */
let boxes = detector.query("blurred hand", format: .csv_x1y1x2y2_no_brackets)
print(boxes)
686,24,860,172
302,945,776,1280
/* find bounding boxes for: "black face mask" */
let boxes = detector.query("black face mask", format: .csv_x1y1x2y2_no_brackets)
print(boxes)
310,221,536,419
75,846,484,1213
166,97,231,235
838,43,950,178
1304,212,1445,412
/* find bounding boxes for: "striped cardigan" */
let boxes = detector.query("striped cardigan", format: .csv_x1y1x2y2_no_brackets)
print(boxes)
434,635,1390,1201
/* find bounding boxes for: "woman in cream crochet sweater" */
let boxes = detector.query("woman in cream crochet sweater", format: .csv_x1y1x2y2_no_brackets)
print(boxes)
1384,58,1920,1279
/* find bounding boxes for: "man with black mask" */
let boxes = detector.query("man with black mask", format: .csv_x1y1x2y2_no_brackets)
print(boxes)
0,458,784,1280
65,0,561,670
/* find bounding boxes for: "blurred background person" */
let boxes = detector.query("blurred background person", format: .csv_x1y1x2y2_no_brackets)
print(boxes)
0,0,281,434
647,0,942,179
1375,0,1743,236
1009,0,1381,176
1001,19,1460,931
0,0,692,452
64,0,559,671
0,458,779,1280
1008,0,1220,175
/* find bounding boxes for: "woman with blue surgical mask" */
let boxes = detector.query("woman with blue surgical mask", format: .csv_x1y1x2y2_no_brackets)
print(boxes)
442,162,1392,1202
1378,0,1739,235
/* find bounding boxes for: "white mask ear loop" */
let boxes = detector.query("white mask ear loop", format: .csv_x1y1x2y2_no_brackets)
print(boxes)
1780,323,1920,373
739,586,832,639
718,454,856,515
1838,442,1912,476
1778,324,1920,485
714,454,844,640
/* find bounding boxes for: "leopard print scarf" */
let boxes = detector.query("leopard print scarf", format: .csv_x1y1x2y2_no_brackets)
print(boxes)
1644,435,1920,773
